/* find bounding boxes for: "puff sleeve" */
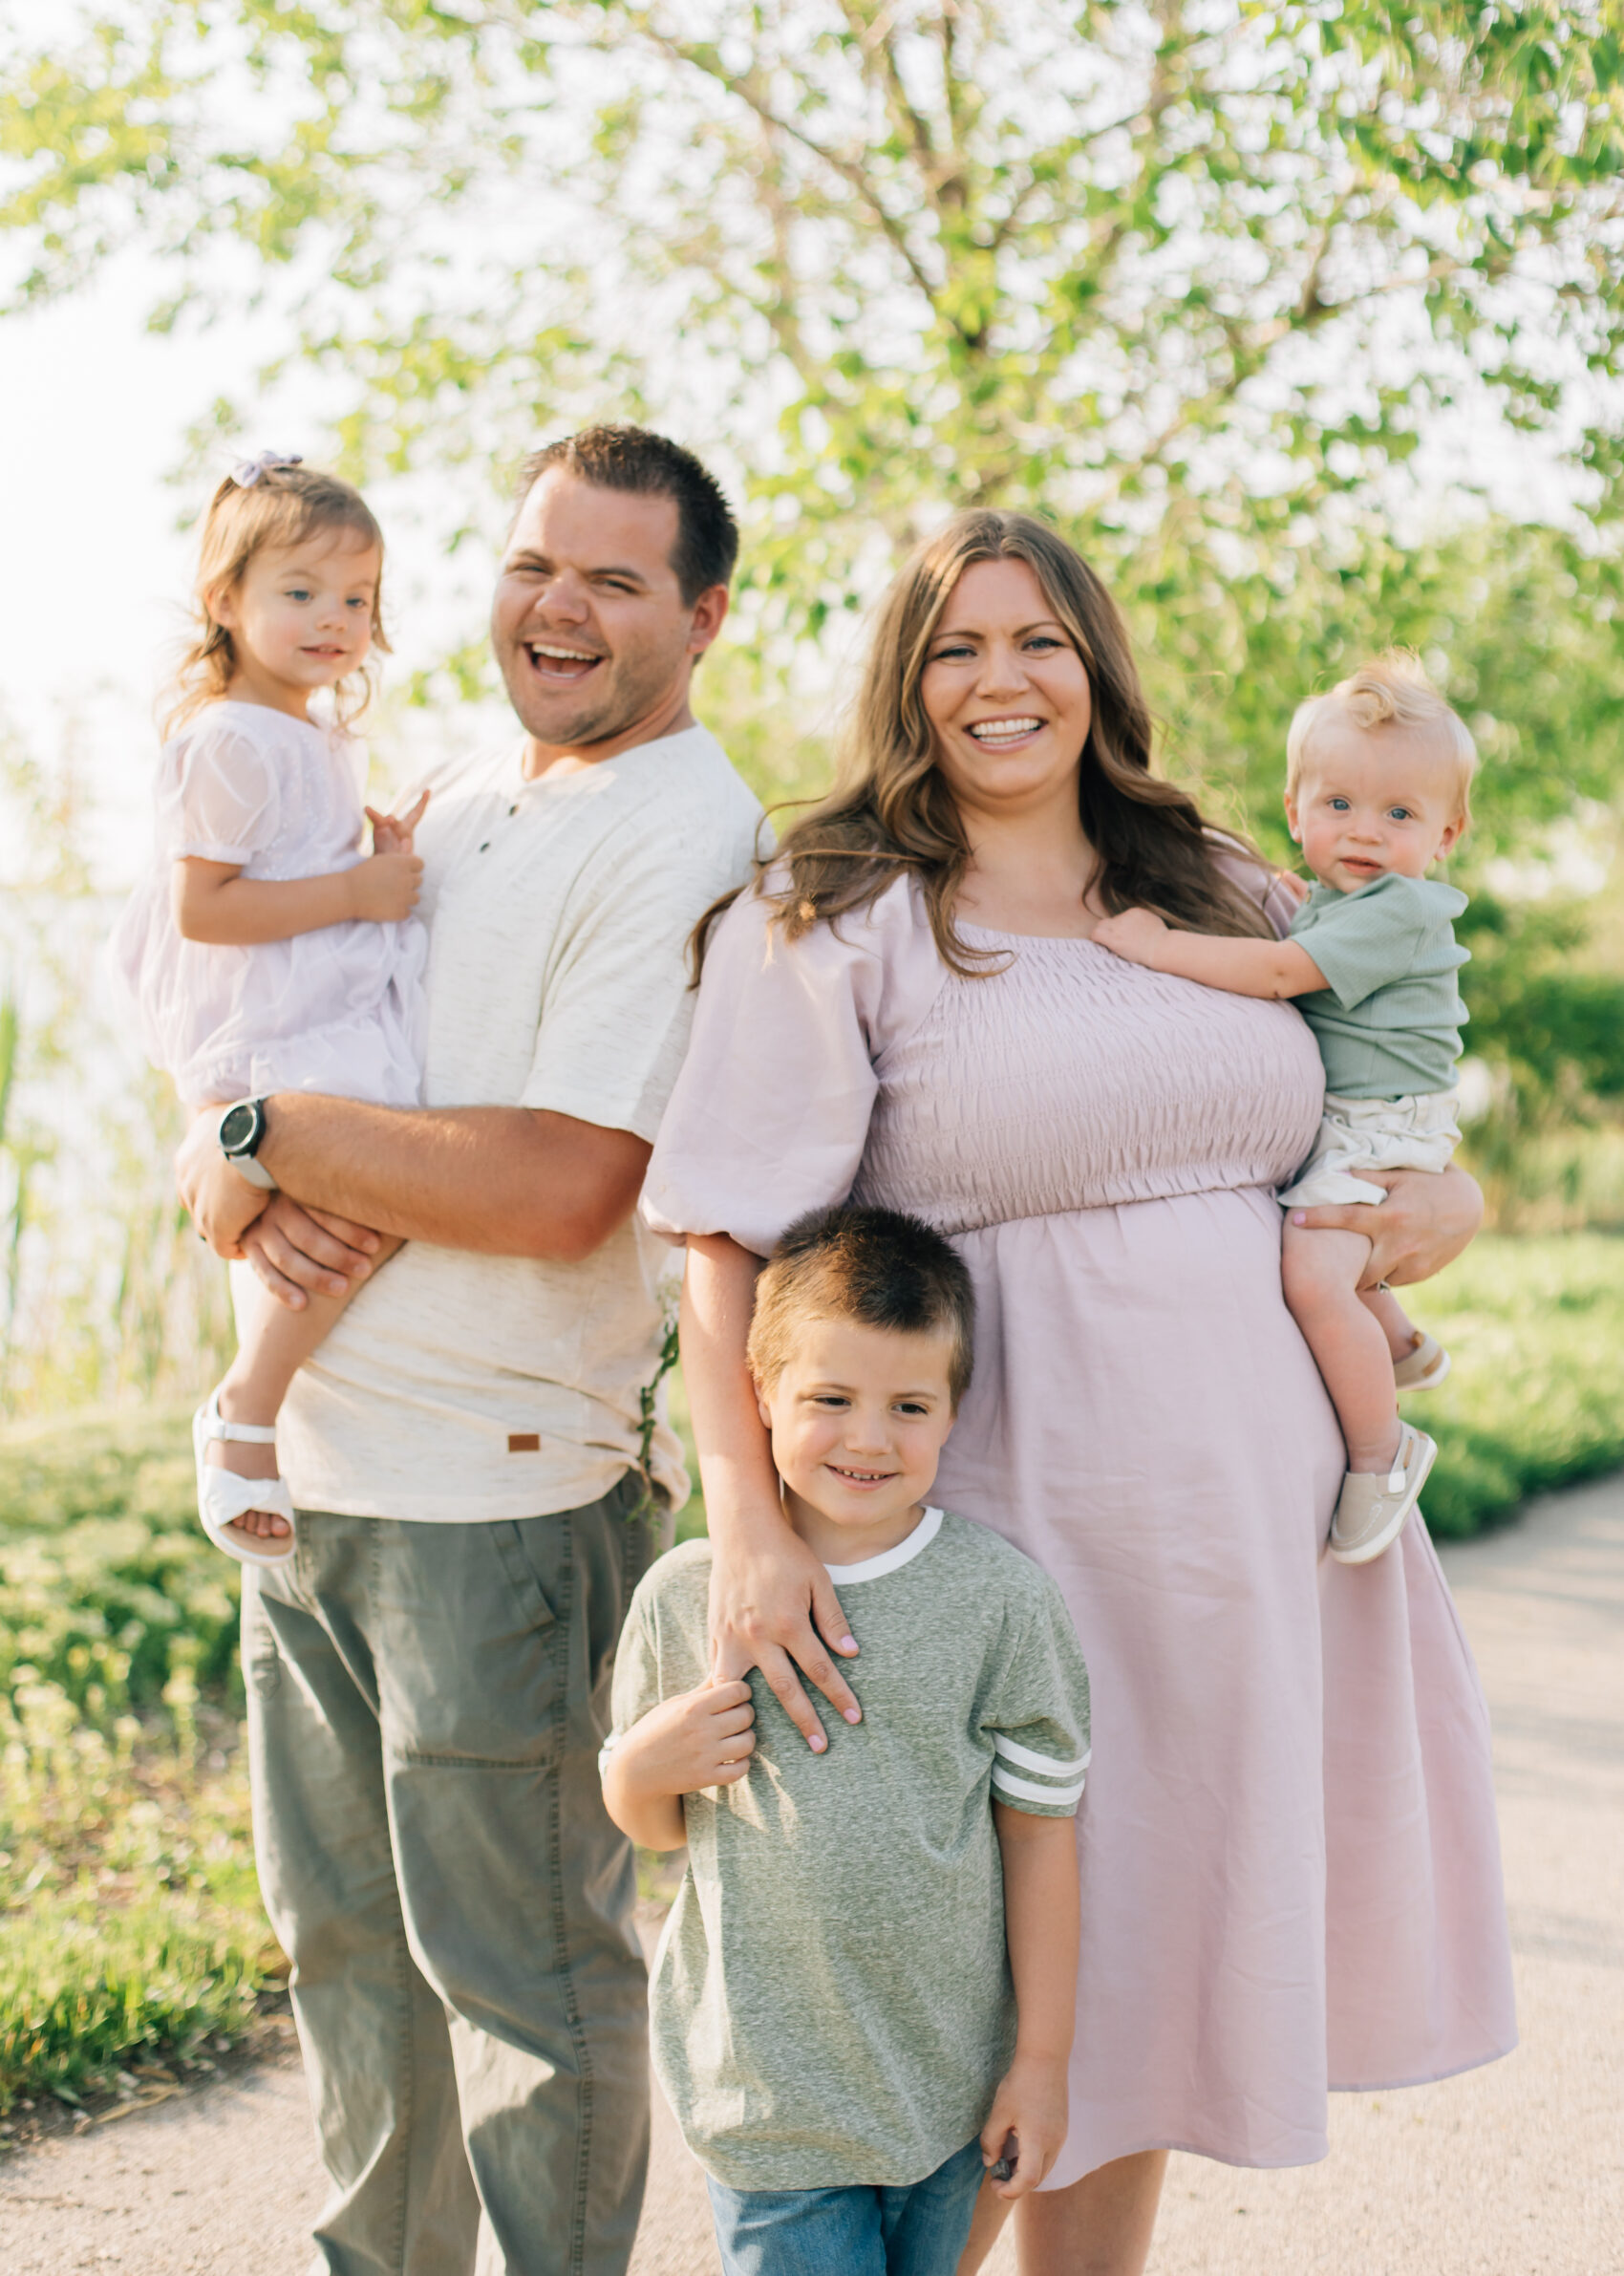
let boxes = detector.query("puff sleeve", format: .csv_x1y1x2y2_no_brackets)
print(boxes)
163,715,282,865
642,873,945,1259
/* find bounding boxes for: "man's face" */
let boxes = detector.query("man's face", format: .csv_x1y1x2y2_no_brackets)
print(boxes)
490,467,724,756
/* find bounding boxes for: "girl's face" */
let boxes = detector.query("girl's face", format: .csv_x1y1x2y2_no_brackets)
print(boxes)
213,528,381,713
1286,722,1465,892
918,557,1094,825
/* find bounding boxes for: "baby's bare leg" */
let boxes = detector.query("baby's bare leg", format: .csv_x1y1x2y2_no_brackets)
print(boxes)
1281,1221,1401,1474
1360,1281,1425,1363
209,1236,402,1539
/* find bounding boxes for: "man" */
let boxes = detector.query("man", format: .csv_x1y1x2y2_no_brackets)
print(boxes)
180,427,762,2276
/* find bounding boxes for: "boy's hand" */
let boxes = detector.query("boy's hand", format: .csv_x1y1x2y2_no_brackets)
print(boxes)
613,1676,756,1798
979,2051,1069,2200
1092,907,1167,968
349,849,425,923
366,788,430,858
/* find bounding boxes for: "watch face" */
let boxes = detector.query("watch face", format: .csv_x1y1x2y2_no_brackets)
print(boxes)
219,1102,257,1154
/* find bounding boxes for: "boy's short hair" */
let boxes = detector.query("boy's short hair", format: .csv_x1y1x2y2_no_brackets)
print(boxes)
747,1205,976,1410
1287,650,1479,824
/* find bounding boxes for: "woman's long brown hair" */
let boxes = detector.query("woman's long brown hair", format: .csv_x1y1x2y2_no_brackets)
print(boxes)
699,508,1272,975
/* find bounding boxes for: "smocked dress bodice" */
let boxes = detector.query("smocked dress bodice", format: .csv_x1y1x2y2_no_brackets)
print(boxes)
858,925,1324,1235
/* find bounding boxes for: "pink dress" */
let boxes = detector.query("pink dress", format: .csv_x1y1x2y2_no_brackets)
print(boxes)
110,700,426,1109
643,870,1515,2182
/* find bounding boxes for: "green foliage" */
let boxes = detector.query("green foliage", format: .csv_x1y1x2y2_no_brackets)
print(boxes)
1404,1233,1624,1536
4,3,1623,623
0,1406,267,2111
0,1405,243,1720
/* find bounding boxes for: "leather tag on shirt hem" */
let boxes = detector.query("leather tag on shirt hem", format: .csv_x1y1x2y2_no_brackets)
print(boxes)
507,1432,541,1453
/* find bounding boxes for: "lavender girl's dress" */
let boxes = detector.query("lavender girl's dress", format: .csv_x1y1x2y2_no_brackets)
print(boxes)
642,869,1515,2185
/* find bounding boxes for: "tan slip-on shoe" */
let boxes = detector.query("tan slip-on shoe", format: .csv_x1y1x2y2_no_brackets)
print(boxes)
1329,1424,1438,1565
1394,1331,1451,1392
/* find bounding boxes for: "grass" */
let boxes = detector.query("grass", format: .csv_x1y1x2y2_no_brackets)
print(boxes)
1,1232,1620,2108
1400,1231,1624,1536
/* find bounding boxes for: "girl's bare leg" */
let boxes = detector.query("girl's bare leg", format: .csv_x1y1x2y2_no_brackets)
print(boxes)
957,2151,1168,2276
1280,1220,1401,1473
207,1235,401,1546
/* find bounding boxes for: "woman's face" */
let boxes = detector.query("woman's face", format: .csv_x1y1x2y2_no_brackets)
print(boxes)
919,557,1093,821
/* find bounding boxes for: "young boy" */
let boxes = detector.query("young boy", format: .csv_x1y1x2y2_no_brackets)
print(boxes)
1094,652,1475,1565
601,1204,1091,2276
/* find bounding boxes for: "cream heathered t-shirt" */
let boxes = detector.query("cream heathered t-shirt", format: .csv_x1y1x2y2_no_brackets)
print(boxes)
271,722,762,1522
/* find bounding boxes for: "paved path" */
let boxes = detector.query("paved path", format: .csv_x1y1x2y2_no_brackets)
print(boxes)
5,1475,1622,2274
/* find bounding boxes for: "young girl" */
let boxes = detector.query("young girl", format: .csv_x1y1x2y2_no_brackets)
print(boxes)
1094,653,1475,1566
111,452,428,1569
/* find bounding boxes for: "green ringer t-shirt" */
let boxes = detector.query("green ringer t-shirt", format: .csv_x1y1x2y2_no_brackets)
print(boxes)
607,1510,1091,2191
1287,871,1469,1099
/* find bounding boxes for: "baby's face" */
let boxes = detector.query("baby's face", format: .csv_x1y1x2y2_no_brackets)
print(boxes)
1286,722,1465,893
757,1314,957,1557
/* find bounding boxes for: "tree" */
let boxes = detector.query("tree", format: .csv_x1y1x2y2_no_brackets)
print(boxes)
4,1,1622,641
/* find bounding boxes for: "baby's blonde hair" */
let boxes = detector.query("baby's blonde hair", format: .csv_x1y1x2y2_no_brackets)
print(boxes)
164,462,388,738
1287,651,1478,825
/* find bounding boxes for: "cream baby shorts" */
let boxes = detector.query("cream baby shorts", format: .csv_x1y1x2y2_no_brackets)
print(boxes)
1278,1088,1462,1210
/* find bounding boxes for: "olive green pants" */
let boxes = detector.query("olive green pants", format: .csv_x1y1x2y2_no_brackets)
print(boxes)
242,1475,663,2276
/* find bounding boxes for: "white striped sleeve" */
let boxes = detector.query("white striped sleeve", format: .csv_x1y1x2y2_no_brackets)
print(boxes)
982,1573,1093,1817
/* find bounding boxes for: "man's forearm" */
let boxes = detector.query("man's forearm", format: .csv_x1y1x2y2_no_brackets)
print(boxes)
257,1092,650,1260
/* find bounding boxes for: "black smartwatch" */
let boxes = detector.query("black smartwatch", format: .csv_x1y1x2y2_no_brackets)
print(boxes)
218,1098,276,1192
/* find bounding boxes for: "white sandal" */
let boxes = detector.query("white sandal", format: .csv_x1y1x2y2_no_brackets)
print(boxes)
192,1390,297,1568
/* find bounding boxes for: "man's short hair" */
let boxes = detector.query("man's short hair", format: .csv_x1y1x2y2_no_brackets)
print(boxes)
1287,650,1479,823
747,1204,976,1411
515,424,738,604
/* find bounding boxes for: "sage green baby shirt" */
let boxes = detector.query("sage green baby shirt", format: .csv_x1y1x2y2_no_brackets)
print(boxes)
1287,870,1469,1098
607,1509,1091,2190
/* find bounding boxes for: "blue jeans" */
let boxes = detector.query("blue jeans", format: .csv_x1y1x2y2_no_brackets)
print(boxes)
706,2138,986,2276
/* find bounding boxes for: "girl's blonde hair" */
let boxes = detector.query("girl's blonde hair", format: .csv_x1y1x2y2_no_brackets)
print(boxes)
164,462,388,737
698,508,1272,974
1287,652,1479,824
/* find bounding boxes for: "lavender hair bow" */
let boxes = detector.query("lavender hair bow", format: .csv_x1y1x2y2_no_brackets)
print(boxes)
232,450,304,486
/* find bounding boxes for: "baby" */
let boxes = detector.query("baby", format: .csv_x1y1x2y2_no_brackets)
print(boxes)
602,1204,1091,2274
1095,654,1473,1564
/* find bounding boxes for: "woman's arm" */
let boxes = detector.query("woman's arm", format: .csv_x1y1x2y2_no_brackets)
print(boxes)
682,1235,862,1750
172,848,422,945
1292,1163,1483,1289
1093,907,1326,999
979,1807,1079,2198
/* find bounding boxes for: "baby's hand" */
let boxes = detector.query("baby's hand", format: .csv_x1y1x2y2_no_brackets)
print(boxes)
615,1676,757,1801
979,2051,1069,2200
1092,907,1168,967
350,850,424,923
366,788,430,858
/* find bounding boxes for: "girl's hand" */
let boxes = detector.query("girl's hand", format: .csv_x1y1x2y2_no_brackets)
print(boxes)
349,849,424,922
366,788,430,858
1092,907,1168,967
979,2052,1070,2200
708,1527,861,1755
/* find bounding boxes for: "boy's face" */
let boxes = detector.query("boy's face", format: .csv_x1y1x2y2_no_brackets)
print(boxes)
1285,721,1465,892
756,1314,958,1560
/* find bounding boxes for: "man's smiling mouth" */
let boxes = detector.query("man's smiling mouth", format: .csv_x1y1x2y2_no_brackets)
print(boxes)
526,642,603,682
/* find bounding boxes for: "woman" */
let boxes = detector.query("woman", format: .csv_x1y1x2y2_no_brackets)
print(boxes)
643,512,1514,2274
